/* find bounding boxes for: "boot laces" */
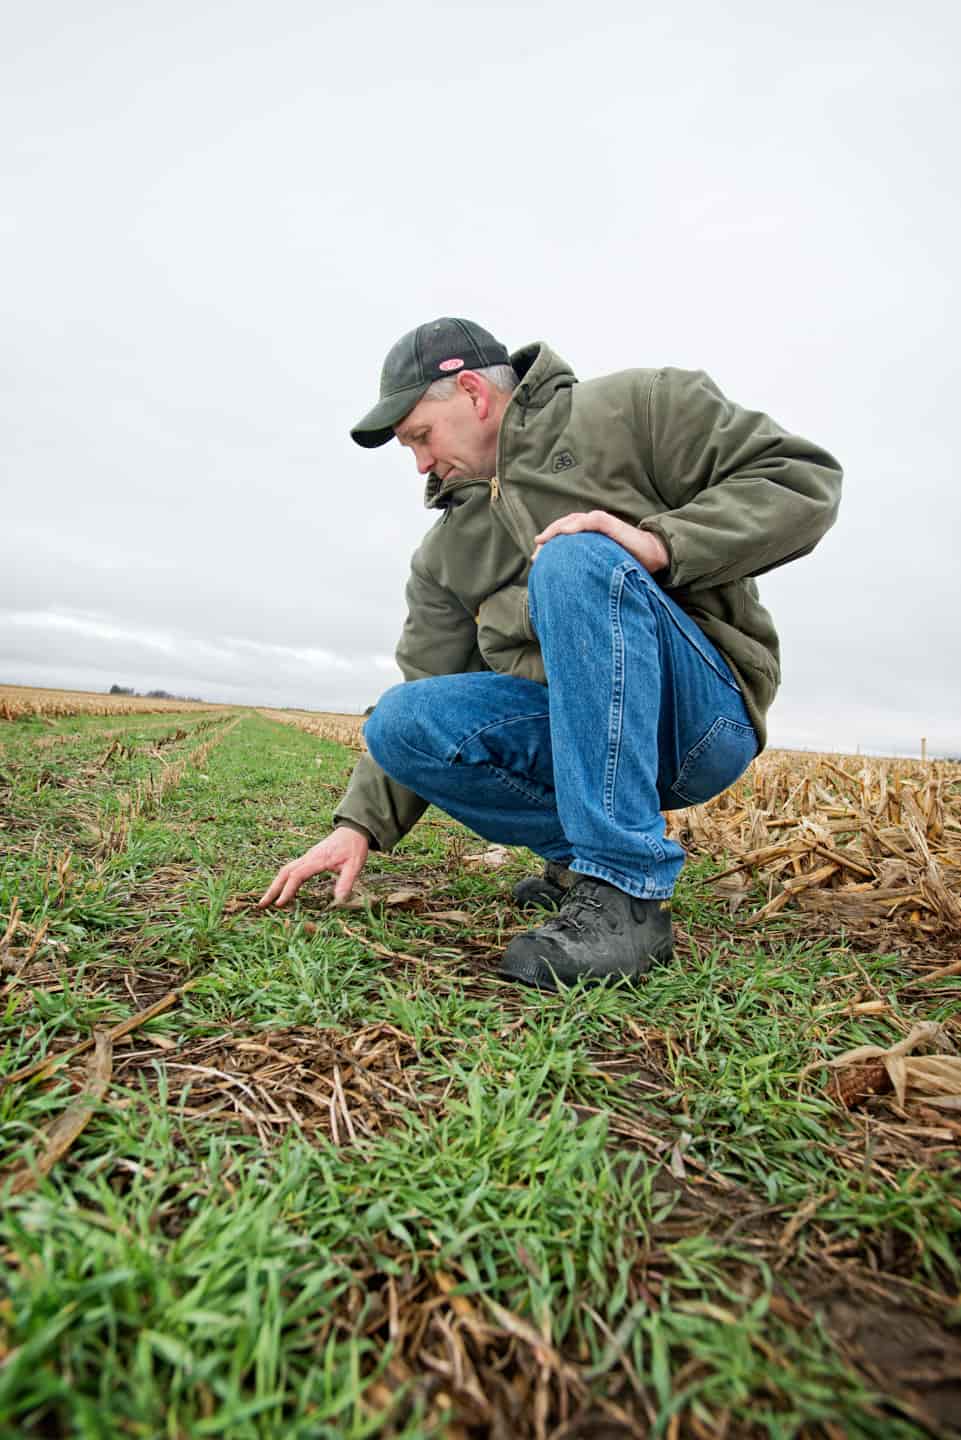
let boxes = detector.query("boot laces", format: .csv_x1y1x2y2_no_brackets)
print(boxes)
543,881,618,937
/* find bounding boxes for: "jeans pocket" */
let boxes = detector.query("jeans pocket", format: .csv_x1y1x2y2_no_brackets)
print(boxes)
672,716,758,806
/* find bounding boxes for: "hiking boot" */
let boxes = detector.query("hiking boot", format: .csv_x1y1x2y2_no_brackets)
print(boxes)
512,860,574,910
499,876,674,991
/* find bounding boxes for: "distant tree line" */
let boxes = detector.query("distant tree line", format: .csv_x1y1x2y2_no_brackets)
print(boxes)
108,684,203,702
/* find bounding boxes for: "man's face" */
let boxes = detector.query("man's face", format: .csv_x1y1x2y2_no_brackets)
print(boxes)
394,378,498,481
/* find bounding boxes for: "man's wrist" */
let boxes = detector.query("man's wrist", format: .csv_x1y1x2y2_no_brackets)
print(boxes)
635,523,671,575
334,818,377,849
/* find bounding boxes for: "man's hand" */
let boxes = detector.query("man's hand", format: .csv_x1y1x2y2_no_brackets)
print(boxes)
532,510,669,574
258,826,370,909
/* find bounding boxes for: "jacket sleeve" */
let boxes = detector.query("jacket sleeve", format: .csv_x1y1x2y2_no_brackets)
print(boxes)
333,553,484,851
637,368,842,591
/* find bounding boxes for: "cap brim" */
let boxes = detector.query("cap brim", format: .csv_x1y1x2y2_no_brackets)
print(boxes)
350,381,431,449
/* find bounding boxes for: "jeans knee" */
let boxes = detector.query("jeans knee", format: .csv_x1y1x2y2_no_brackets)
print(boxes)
362,683,409,770
530,531,597,599
530,531,653,606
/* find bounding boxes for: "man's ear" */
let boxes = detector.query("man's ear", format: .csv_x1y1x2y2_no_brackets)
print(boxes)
458,370,491,420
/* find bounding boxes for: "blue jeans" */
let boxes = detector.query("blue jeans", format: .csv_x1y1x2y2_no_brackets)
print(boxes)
365,534,758,899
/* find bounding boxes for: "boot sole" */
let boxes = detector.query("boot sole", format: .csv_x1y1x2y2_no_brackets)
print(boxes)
497,946,673,992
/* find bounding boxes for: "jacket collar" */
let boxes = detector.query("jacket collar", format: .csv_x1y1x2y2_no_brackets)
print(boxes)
423,341,577,509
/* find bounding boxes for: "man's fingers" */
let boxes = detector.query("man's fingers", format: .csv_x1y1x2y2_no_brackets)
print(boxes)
534,512,587,544
333,855,363,903
258,868,291,908
532,519,584,559
259,830,368,911
276,868,307,908
533,511,612,555
259,856,315,909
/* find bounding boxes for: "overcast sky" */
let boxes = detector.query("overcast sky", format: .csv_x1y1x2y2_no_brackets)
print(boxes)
3,0,959,757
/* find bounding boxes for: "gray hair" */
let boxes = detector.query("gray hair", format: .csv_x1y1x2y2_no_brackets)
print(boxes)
424,363,519,402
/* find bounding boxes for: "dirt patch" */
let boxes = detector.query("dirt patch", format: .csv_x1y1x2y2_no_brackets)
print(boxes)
805,1285,961,1436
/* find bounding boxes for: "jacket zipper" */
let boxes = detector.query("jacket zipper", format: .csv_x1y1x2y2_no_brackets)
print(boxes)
489,396,539,556
489,471,539,559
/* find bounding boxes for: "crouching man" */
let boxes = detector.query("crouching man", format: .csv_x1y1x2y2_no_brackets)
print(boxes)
260,318,842,990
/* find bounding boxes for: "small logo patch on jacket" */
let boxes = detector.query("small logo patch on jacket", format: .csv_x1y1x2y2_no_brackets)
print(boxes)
552,449,577,472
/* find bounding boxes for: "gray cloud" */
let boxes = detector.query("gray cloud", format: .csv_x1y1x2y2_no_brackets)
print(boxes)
1,608,400,711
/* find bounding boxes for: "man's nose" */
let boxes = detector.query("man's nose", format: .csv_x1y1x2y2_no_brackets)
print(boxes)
416,452,434,475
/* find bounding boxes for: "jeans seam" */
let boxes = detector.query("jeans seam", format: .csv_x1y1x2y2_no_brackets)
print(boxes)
482,762,556,809
602,562,666,864
626,567,743,693
603,564,627,823
451,711,552,761
388,736,555,809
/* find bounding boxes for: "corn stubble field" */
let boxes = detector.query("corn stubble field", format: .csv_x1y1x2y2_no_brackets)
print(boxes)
1,683,959,1439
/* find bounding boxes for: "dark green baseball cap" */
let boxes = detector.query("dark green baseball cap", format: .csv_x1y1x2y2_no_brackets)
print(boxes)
350,317,511,448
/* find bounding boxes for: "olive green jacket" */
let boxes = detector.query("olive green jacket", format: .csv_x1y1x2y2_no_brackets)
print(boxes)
335,342,842,850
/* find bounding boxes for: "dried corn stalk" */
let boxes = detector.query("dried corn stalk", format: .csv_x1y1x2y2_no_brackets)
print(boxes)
258,708,366,748
818,1021,961,1110
664,750,961,939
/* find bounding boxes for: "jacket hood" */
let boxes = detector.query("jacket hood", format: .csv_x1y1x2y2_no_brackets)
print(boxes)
424,341,577,509
509,340,577,408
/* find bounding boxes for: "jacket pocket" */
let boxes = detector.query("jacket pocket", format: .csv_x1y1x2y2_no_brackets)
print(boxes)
476,583,546,683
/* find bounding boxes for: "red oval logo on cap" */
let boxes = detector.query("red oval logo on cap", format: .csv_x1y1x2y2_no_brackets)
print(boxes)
439,357,464,372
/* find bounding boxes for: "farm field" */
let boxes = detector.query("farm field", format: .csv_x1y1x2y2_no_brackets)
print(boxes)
1,701,959,1438
0,686,363,745
0,684,230,722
